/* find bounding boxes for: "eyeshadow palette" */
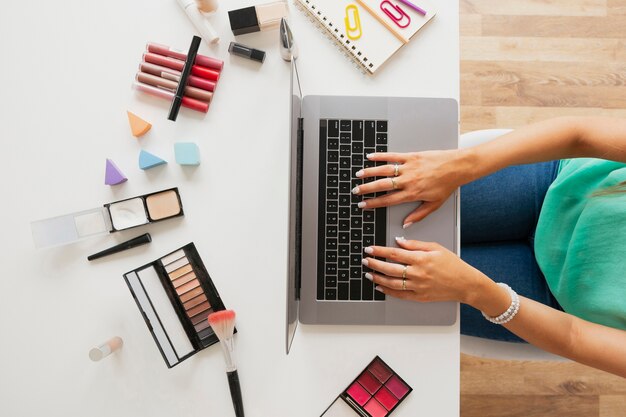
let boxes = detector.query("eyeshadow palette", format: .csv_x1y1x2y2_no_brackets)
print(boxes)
124,242,232,368
321,356,412,417
31,187,184,248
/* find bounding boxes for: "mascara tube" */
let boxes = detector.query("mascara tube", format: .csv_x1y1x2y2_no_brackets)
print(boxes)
228,42,266,63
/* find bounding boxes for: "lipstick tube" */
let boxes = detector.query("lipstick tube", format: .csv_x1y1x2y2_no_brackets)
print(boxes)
136,72,212,103
228,0,288,35
146,43,224,71
140,62,216,92
143,53,220,82
133,81,209,113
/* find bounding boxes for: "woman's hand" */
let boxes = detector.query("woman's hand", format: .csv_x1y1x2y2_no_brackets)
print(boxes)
362,238,489,305
353,150,469,227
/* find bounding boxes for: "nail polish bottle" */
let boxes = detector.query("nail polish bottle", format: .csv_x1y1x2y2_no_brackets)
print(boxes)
228,0,288,35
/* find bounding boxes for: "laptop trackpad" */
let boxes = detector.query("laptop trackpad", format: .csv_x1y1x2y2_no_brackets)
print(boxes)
387,202,422,246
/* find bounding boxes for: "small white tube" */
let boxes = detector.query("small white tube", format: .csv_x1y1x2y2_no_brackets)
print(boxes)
89,337,123,362
177,0,220,44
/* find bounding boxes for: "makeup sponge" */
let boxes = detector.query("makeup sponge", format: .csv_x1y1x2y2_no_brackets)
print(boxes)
105,159,128,185
175,142,201,166
139,150,167,170
127,111,152,137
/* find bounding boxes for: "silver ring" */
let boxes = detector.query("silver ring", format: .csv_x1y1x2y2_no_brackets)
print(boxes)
394,163,400,177
402,265,408,279
390,178,398,190
402,278,407,290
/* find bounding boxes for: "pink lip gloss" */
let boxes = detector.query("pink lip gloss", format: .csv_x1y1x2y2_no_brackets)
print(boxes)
139,62,216,92
146,43,224,71
133,82,209,113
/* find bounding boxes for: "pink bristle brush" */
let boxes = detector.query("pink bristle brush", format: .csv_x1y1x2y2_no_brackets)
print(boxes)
208,310,244,417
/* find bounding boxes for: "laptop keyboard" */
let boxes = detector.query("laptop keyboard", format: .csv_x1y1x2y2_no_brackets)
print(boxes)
317,119,388,301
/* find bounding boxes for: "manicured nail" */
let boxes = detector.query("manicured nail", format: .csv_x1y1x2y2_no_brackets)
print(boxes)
352,186,360,194
364,247,374,254
355,170,364,178
365,273,373,281
402,222,413,229
361,258,369,266
358,201,367,209
375,286,384,293
395,236,405,242
366,153,374,159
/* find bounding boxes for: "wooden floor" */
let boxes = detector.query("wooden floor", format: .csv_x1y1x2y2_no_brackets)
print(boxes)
459,1,626,415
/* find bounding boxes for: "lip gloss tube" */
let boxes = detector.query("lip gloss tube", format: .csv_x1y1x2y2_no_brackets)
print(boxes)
228,42,266,63
143,53,220,82
133,81,209,113
136,72,213,103
147,43,224,71
140,62,217,92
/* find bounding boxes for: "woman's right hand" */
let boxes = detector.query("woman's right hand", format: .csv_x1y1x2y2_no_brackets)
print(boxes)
353,149,470,227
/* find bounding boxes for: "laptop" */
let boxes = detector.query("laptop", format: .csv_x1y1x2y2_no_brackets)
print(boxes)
286,59,459,354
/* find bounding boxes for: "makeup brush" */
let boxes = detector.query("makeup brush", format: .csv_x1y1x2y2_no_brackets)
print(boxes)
208,310,244,417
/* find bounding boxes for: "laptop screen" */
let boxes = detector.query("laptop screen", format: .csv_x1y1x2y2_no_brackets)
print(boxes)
286,58,302,354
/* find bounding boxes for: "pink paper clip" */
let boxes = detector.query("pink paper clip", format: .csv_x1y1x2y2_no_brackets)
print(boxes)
380,0,411,28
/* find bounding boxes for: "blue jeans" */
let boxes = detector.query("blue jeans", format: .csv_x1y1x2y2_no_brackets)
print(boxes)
460,161,562,342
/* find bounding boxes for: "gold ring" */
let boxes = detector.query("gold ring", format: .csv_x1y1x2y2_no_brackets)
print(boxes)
402,278,407,290
394,163,400,177
390,178,398,190
402,265,408,279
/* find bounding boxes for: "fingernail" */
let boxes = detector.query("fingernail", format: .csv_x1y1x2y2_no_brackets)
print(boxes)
366,153,373,159
402,222,413,229
365,273,373,281
364,247,374,254
352,186,360,194
395,236,405,242
355,170,364,178
375,286,384,293
358,201,367,209
361,258,369,266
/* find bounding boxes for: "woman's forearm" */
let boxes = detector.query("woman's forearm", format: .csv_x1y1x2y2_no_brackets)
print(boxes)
457,116,626,185
469,279,626,378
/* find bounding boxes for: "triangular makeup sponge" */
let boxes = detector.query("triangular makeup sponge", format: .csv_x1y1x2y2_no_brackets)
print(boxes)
105,159,128,185
127,111,152,137
139,150,167,170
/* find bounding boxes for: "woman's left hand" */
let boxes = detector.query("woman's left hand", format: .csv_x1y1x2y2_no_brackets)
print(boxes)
363,238,487,305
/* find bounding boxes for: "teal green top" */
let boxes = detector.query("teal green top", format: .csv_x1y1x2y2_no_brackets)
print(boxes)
535,158,626,330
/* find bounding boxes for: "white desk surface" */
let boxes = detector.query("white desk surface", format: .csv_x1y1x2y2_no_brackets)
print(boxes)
0,0,459,416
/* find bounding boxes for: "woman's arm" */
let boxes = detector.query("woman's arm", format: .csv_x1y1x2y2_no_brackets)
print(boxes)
364,239,626,378
462,116,626,184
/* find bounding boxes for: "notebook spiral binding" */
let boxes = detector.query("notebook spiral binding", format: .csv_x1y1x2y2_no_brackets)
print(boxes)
294,0,371,75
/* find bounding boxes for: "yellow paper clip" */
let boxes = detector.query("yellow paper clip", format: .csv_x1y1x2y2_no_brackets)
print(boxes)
345,4,362,40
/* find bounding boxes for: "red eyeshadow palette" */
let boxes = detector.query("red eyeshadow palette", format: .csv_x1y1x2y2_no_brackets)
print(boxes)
321,356,412,417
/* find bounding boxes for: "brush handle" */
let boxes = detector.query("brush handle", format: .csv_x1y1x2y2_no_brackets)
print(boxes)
227,370,244,417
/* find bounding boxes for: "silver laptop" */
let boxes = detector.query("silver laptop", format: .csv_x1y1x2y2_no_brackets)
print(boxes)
286,59,459,354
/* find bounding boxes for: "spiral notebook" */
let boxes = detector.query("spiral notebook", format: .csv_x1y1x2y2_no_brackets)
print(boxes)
294,0,436,74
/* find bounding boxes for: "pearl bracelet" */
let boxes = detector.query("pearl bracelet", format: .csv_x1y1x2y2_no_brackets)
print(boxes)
481,283,520,325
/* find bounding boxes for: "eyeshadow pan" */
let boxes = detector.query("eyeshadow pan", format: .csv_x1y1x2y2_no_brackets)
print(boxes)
170,264,193,280
183,294,207,310
173,272,196,288
191,310,210,325
194,318,211,332
369,358,393,383
197,326,214,340
179,286,204,303
186,301,210,318
386,375,409,400
161,249,185,266
146,190,181,220
108,198,149,230
374,386,398,411
358,370,382,394
364,399,387,417
346,382,370,406
176,279,200,296
165,256,188,273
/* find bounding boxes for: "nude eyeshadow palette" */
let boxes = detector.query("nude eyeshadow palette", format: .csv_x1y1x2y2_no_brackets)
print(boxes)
123,242,233,368
321,356,412,417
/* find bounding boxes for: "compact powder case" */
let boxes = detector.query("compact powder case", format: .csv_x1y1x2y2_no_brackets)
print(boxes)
31,188,184,248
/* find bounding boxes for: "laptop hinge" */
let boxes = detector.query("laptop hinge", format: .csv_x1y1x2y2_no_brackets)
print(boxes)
295,117,304,299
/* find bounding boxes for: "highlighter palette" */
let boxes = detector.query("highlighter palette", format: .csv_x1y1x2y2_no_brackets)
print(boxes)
124,242,232,368
321,356,412,417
